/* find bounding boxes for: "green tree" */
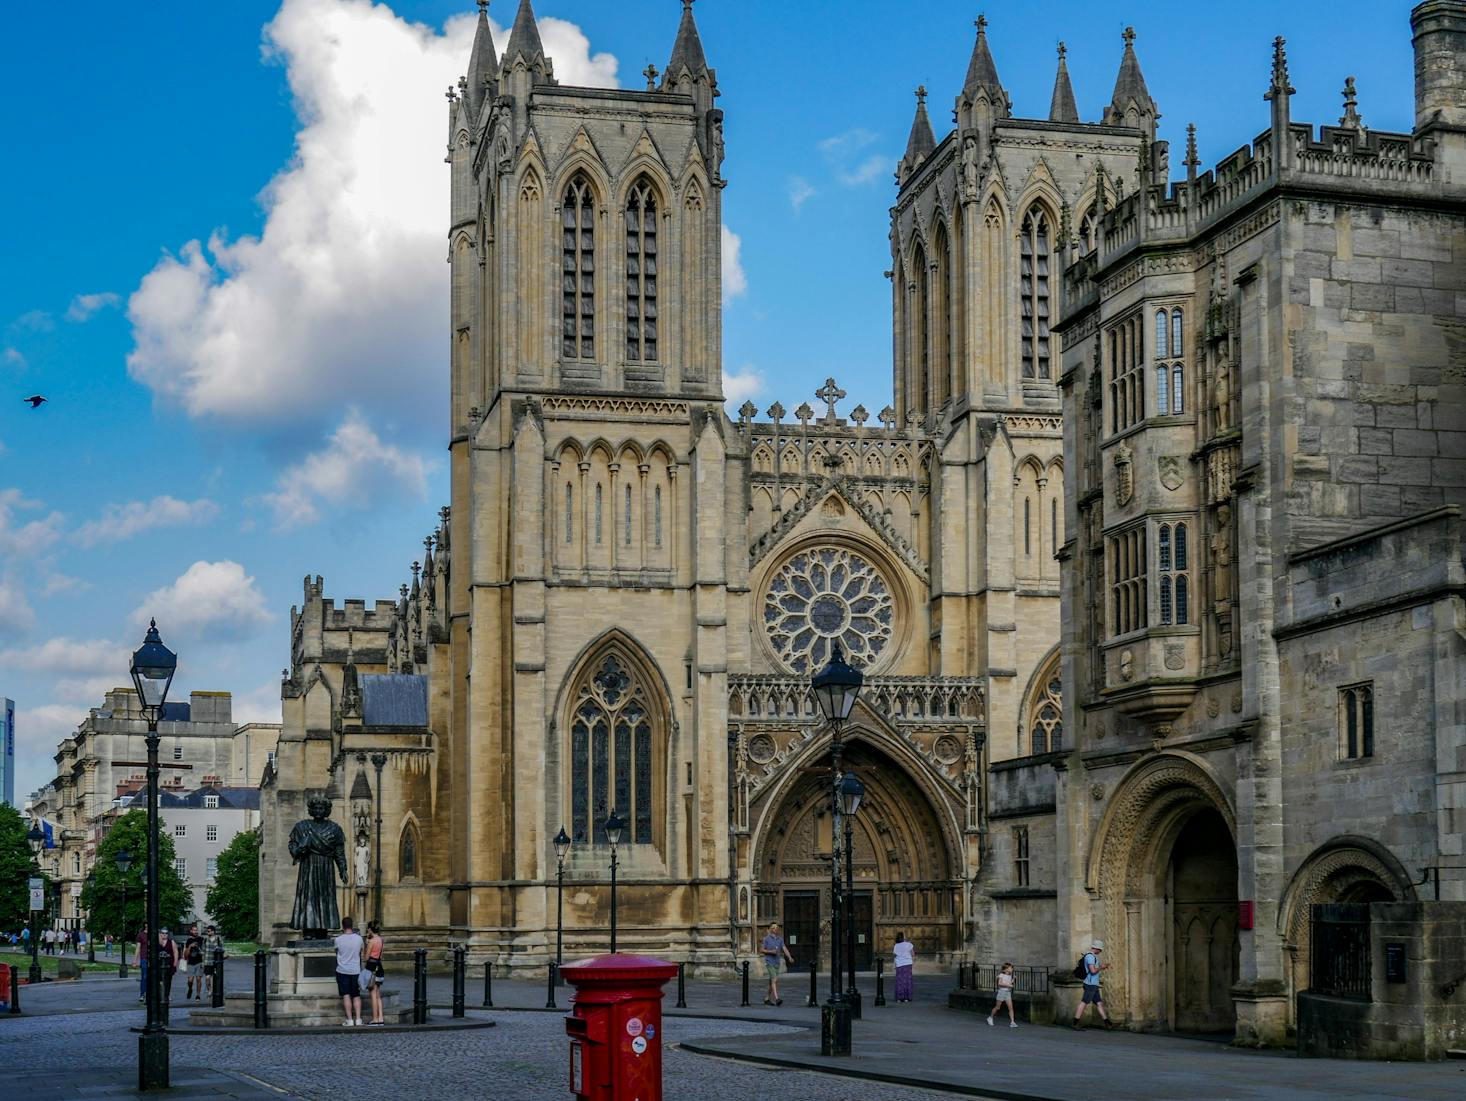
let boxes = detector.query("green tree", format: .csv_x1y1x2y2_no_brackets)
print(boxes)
78,808,190,939
0,804,41,932
205,827,260,941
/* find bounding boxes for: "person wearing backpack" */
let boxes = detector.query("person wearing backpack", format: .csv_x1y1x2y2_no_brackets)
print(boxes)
1071,938,1112,1030
183,923,206,1001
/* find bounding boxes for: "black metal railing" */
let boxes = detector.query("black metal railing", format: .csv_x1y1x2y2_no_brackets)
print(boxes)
966,964,1052,996
1310,903,1371,1001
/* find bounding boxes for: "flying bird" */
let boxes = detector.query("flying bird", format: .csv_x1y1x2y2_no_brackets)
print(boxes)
23,395,46,408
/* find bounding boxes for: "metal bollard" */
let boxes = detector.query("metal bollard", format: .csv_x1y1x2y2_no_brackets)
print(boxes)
545,962,558,1009
9,965,20,1015
252,950,268,1029
958,961,967,990
874,957,886,1007
482,960,493,1008
452,944,466,1018
212,948,225,1008
413,948,428,1025
807,960,818,1007
675,961,687,1009
740,960,750,1007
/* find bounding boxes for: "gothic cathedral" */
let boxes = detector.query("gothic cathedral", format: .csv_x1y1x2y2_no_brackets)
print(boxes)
261,0,1466,1048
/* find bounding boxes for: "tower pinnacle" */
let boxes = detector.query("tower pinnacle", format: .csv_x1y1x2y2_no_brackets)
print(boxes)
1101,25,1159,136
1049,41,1079,123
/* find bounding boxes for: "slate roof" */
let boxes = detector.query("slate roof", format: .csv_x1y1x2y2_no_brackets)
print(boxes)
360,674,429,728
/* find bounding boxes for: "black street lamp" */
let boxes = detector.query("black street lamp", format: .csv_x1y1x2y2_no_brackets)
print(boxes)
26,823,44,985
839,773,865,1019
130,619,177,1091
85,873,97,962
604,810,623,954
115,849,133,980
553,826,571,979
811,640,863,1057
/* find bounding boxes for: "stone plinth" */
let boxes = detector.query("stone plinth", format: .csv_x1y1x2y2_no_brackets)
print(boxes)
188,943,416,1029
273,942,341,998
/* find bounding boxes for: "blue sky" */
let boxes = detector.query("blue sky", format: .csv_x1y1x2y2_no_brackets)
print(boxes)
0,0,1419,800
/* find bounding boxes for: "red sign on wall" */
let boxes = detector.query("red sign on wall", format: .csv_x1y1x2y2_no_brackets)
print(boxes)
1238,900,1255,930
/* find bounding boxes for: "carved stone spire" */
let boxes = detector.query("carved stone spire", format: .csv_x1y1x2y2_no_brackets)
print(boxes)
666,0,709,80
503,0,552,84
962,15,1006,106
465,0,498,114
899,85,937,184
1102,26,1159,138
1049,41,1079,124
1339,75,1365,131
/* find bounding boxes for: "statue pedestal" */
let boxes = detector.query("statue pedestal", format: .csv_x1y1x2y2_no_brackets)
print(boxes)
189,943,416,1029
272,941,341,998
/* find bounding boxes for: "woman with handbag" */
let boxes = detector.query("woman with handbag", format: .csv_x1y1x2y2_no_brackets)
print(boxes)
364,921,386,1025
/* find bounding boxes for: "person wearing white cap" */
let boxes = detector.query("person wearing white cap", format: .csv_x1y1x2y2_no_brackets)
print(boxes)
1071,938,1112,1030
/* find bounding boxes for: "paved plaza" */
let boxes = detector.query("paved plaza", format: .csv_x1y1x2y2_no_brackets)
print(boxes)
6,959,1466,1100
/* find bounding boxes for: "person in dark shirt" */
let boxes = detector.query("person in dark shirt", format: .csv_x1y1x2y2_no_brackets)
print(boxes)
183,923,205,1002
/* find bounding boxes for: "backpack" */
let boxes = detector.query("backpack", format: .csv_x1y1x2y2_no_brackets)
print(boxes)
1072,955,1089,981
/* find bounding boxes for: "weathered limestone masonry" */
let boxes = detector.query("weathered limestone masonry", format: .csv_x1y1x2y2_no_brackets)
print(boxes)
1054,2,1466,1047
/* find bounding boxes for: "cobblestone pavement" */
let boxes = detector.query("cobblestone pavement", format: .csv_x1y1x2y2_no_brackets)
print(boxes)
6,1009,954,1101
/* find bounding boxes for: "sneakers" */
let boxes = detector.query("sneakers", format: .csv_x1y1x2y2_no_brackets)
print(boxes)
343,1018,355,1027
1010,1021,1018,1029
354,1018,364,1027
986,1016,994,1027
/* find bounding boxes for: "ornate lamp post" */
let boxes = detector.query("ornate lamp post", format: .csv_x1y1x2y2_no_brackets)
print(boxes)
115,848,133,979
85,873,96,962
839,773,865,1019
811,640,863,1057
604,810,623,954
553,826,571,978
130,619,177,1091
26,823,44,985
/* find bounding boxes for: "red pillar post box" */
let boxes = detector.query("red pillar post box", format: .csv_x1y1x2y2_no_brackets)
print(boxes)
563,954,678,1101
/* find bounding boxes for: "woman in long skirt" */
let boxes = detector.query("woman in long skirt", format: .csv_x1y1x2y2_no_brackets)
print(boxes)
893,931,916,1002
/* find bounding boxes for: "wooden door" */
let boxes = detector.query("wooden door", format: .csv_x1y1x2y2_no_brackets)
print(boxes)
782,891,820,971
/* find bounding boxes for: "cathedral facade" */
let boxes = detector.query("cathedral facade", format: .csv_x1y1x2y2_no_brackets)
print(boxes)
261,0,1465,1045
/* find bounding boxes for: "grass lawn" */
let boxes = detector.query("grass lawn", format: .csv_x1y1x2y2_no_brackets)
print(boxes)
0,947,125,976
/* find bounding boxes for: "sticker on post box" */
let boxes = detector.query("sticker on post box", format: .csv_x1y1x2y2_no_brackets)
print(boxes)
645,1024,655,1039
571,1042,583,1092
626,1017,644,1038
631,1035,648,1055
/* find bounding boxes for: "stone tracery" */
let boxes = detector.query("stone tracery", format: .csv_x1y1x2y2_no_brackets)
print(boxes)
763,546,896,675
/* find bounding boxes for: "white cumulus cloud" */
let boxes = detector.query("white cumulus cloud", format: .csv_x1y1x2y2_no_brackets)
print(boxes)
818,128,889,186
0,636,130,701
723,366,764,407
66,292,121,322
788,176,817,211
263,409,432,527
73,496,220,548
126,0,617,434
133,561,273,642
722,225,747,302
0,578,35,639
0,488,64,559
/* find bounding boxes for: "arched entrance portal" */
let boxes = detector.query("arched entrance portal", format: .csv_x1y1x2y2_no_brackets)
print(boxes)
753,739,960,971
1090,753,1239,1033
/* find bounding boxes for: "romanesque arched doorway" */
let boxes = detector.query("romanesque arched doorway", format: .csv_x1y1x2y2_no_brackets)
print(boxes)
1089,753,1238,1033
751,738,960,972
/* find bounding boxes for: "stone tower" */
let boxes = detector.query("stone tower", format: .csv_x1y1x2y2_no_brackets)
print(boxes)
442,0,739,965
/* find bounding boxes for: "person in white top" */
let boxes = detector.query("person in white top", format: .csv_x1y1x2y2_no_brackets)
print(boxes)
987,961,1018,1028
892,932,916,1003
334,916,365,1027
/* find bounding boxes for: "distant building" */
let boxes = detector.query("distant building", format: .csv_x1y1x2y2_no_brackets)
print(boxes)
160,786,262,925
1,698,14,807
28,687,279,930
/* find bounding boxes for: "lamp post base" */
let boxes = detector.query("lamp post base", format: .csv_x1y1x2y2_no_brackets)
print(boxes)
845,987,863,1020
820,998,852,1056
138,1030,169,1090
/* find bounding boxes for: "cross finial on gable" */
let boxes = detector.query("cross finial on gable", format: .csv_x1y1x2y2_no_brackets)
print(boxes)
815,377,847,424
976,14,987,33
477,0,488,13
1057,41,1067,60
915,85,927,104
644,63,659,90
1122,26,1136,46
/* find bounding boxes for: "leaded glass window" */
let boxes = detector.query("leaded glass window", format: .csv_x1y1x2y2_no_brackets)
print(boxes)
625,179,658,362
565,484,573,543
1020,206,1052,379
654,486,663,547
569,652,658,845
594,483,603,544
1027,656,1063,755
763,546,895,675
562,174,596,360
624,484,633,546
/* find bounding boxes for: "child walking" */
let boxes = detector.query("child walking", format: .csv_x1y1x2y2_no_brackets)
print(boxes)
986,962,1017,1028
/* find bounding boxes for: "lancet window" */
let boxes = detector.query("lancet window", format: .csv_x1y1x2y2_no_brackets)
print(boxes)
562,174,596,360
568,650,660,847
625,179,658,362
1020,206,1052,379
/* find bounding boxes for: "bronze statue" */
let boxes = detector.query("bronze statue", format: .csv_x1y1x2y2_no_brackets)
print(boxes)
288,793,348,939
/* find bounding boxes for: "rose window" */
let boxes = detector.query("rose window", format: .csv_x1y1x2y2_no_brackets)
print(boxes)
764,547,895,674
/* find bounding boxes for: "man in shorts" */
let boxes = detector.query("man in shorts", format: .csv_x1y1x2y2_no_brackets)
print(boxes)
760,922,794,1006
182,923,205,1001
1071,938,1113,1030
335,916,364,1027
203,925,224,998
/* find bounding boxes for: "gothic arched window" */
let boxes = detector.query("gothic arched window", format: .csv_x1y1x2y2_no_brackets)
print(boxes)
934,223,953,409
594,483,603,545
399,821,420,880
913,242,929,416
568,649,662,847
624,484,633,546
625,179,658,362
562,174,596,360
1020,206,1052,379
565,484,573,544
1026,652,1063,755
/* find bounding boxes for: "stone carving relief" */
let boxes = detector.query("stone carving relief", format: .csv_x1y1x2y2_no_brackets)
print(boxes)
933,735,963,765
763,546,896,676
1158,455,1185,492
1114,445,1134,506
747,733,777,765
1119,649,1135,682
1163,643,1185,671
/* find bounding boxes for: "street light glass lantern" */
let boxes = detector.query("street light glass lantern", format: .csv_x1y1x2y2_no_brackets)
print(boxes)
604,810,624,848
553,826,572,863
811,640,864,723
114,849,134,875
837,773,865,819
130,619,177,713
27,823,44,854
